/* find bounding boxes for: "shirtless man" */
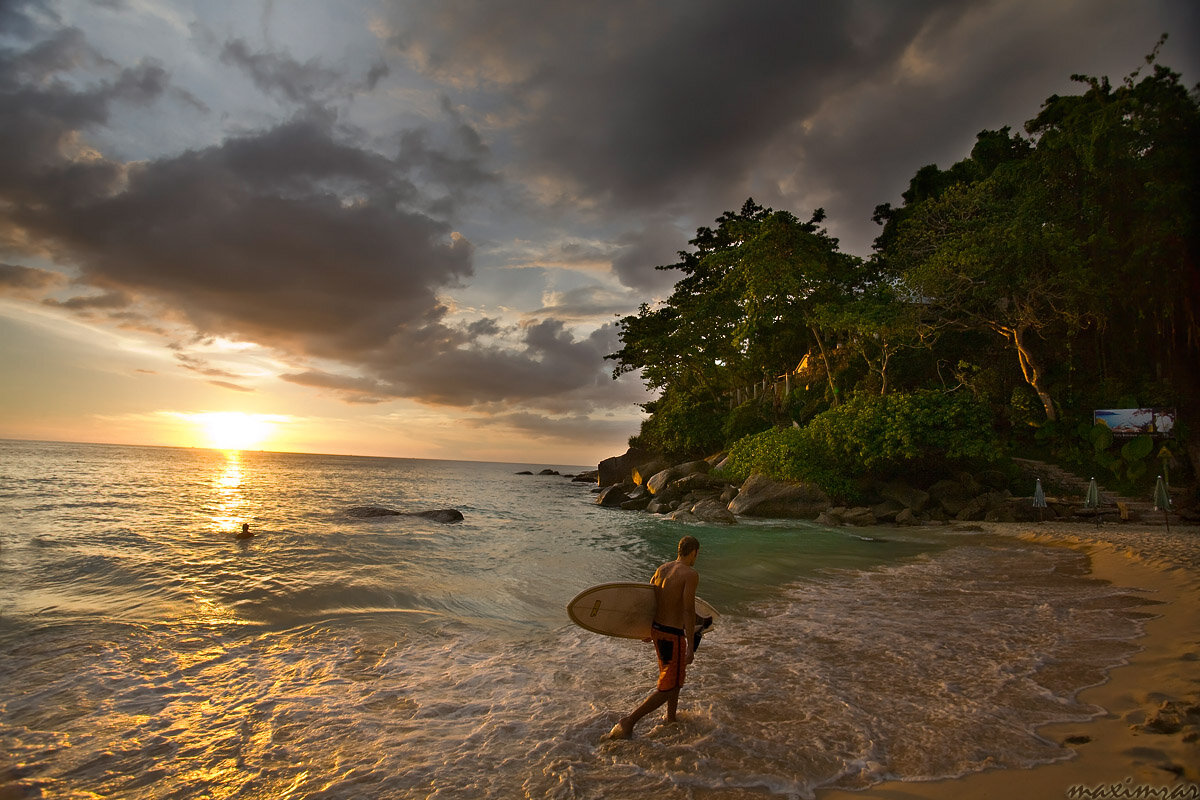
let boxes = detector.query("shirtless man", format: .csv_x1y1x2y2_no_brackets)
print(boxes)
608,535,700,739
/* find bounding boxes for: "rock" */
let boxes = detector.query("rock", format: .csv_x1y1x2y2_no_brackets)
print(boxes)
895,508,919,526
346,506,402,517
879,481,930,513
598,447,653,487
632,459,670,486
646,498,671,514
668,508,700,523
347,506,464,523
572,470,599,483
978,469,1010,490
871,499,905,522
596,485,630,507
842,507,877,526
729,474,830,519
984,505,1016,523
687,497,738,524
515,470,533,475
646,461,709,495
955,496,988,521
620,495,652,511
938,492,973,516
411,509,464,523
668,472,728,495
538,468,560,476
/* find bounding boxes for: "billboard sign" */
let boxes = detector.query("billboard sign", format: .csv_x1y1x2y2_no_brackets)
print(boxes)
1093,408,1176,438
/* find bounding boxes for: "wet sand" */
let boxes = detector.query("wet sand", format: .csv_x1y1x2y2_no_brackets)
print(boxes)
818,520,1200,800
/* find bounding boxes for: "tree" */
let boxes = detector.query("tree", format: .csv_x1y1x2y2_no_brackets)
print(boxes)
607,199,866,405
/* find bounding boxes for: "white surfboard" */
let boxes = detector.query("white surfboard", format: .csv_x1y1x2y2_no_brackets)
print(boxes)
567,582,718,640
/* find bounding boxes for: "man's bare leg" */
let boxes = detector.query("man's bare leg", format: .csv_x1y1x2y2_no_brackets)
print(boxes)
608,689,679,739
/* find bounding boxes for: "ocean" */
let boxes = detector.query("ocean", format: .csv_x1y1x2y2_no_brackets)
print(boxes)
0,440,1149,799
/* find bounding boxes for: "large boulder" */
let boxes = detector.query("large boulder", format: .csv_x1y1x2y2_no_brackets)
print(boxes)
412,509,465,523
727,474,830,519
879,480,930,513
632,458,670,486
346,506,401,517
646,461,710,495
595,485,630,507
690,497,738,524
598,447,653,487
345,506,464,523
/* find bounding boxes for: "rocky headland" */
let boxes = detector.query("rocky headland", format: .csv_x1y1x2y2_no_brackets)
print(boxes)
585,447,1197,528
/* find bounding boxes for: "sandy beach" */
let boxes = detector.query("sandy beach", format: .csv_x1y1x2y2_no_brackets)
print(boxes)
818,519,1200,800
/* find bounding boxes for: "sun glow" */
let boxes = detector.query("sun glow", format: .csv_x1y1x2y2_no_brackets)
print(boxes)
195,412,276,451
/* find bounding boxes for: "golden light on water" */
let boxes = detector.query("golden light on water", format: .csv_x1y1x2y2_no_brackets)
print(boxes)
210,450,248,534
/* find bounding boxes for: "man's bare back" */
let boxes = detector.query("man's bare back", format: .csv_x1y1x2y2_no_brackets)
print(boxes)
651,554,698,660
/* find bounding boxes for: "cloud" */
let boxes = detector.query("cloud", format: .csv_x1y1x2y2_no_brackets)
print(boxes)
0,262,65,295
387,0,1199,256
0,19,644,421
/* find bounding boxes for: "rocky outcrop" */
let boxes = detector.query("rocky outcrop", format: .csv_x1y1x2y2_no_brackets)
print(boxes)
645,460,711,495
675,497,737,525
347,506,398,517
587,449,1171,528
728,474,831,519
412,509,465,523
632,458,670,486
346,506,464,523
598,447,652,487
595,485,631,507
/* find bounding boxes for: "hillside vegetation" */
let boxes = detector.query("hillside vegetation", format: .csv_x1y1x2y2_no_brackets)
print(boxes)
606,47,1199,503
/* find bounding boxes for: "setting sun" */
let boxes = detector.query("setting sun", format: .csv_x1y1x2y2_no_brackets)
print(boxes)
196,412,276,451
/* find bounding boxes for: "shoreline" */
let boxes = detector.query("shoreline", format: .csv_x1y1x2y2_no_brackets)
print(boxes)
817,520,1200,800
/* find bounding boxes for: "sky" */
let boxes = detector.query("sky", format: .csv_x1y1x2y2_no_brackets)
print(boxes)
1,0,1197,465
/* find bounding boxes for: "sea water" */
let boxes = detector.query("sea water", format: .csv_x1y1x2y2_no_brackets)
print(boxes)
0,440,1150,799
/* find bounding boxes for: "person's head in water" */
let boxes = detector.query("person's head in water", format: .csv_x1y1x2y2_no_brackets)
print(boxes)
678,535,699,559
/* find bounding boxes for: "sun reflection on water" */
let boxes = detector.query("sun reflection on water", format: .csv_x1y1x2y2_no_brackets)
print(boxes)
210,450,248,533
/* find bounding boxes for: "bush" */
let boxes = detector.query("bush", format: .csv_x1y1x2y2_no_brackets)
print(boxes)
722,399,774,444
722,389,1000,501
631,386,727,460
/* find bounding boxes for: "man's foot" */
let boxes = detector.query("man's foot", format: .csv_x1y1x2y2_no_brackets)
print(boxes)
607,717,633,740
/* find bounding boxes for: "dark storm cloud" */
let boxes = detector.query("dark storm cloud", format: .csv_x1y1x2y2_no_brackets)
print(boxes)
355,319,618,407
611,222,687,294
391,0,1199,258
391,2,947,207
220,37,389,109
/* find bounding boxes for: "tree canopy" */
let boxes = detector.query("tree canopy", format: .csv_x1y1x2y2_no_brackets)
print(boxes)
610,48,1199,488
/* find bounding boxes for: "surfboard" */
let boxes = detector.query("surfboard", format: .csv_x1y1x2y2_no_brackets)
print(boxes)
567,582,718,640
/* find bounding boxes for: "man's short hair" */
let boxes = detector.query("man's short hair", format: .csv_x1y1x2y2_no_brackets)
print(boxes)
678,535,700,557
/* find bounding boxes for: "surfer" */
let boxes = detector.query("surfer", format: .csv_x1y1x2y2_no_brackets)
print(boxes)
608,535,700,739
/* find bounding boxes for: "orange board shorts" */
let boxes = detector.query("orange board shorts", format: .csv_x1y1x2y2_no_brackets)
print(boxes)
651,622,687,691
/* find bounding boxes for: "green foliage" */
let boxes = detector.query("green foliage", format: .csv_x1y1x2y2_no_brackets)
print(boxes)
722,400,773,444
613,51,1200,493
723,390,999,501
607,199,869,396
629,386,726,461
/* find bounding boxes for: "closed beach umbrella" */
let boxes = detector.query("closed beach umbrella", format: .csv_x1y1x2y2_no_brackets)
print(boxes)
1033,479,1047,509
1154,475,1172,532
1085,478,1099,510
1153,475,1172,511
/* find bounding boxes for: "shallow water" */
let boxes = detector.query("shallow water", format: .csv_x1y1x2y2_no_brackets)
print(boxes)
0,440,1151,798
